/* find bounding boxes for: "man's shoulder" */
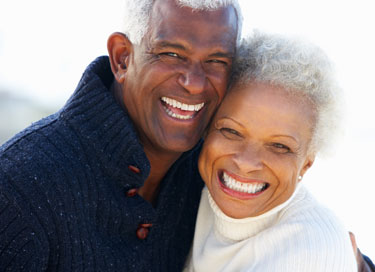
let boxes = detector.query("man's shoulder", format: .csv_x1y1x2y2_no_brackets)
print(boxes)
0,111,79,193
1,112,60,153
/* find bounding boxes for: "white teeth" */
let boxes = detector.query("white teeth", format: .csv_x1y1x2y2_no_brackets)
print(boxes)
161,97,204,112
222,172,266,194
164,107,192,120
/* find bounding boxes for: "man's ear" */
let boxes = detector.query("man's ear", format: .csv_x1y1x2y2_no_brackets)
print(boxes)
107,32,133,84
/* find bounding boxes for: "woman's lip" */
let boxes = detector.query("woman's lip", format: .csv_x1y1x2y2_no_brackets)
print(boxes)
217,170,269,200
223,170,267,184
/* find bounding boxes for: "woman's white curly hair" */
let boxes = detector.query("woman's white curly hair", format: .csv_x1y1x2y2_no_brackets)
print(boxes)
122,0,243,45
232,31,343,156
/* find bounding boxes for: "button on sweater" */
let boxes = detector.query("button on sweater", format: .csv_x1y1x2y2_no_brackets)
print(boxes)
0,56,204,271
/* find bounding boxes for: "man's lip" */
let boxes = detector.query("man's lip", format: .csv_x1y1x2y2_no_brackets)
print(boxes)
217,170,269,200
160,97,206,121
161,96,205,112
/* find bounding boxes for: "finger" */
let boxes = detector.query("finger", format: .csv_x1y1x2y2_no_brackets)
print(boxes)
349,231,358,254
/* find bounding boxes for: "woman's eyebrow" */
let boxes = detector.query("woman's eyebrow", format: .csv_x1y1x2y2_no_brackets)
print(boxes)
217,116,245,128
271,134,299,144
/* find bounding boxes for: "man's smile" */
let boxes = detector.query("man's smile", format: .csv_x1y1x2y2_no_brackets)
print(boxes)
161,96,205,120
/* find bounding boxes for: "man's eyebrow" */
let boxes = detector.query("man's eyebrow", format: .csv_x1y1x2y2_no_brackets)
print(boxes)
208,52,234,59
155,41,233,58
156,41,187,51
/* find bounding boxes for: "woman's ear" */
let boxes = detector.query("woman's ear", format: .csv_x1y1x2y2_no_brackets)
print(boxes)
299,154,315,181
107,32,133,84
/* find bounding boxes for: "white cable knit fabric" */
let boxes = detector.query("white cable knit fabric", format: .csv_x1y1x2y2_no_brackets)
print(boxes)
184,185,357,272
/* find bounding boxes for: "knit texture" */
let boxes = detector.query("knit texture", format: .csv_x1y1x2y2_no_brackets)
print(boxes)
185,186,357,271
0,56,204,271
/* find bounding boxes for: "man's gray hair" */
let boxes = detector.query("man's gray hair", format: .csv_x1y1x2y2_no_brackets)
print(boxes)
122,0,243,45
232,31,343,156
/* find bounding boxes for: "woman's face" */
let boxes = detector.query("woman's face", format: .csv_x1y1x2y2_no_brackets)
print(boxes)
198,82,316,219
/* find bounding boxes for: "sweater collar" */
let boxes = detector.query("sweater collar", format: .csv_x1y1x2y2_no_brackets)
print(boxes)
60,56,150,188
206,185,301,242
59,56,202,191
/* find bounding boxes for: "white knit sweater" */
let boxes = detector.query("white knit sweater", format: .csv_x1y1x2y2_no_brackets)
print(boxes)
184,185,357,272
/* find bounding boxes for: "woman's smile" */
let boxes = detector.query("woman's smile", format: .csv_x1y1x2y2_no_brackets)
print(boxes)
218,170,269,200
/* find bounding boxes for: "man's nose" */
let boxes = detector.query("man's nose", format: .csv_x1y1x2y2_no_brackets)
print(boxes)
232,143,264,173
178,63,206,95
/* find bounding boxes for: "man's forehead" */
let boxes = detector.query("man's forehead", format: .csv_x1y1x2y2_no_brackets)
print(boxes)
150,0,237,31
147,0,238,52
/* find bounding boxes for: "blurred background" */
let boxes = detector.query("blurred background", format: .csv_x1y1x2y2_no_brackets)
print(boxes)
1,0,374,258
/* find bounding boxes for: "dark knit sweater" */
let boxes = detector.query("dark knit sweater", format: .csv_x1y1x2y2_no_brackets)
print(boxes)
0,57,204,271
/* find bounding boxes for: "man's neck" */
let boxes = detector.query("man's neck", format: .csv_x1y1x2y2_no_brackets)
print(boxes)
109,82,183,204
138,146,182,205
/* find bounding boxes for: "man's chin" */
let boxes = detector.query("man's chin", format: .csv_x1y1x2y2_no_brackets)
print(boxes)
158,136,202,154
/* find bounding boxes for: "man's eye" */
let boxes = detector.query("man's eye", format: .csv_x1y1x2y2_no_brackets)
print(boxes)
207,59,227,65
219,127,241,139
160,52,179,58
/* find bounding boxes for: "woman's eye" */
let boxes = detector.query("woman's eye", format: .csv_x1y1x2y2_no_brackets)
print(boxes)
272,143,291,153
219,127,241,139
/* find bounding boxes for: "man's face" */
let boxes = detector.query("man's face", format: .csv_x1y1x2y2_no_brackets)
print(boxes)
122,0,238,155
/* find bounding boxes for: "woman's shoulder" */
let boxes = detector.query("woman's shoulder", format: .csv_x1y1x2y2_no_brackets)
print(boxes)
277,186,347,238
262,185,358,271
279,186,339,221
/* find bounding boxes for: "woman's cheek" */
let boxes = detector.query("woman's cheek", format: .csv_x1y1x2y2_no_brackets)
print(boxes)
199,135,222,183
198,145,210,185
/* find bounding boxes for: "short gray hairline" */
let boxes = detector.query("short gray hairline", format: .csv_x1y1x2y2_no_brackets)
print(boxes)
122,0,243,45
231,31,344,157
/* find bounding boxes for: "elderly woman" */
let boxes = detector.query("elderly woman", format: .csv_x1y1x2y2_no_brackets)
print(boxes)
184,32,357,271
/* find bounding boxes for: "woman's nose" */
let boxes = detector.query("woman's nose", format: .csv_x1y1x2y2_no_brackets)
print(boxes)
232,143,264,173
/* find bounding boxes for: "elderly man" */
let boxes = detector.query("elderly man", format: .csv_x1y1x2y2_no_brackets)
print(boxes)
0,0,240,271
1,0,373,271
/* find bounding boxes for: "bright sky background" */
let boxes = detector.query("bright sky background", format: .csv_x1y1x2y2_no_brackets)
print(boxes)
0,0,374,258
